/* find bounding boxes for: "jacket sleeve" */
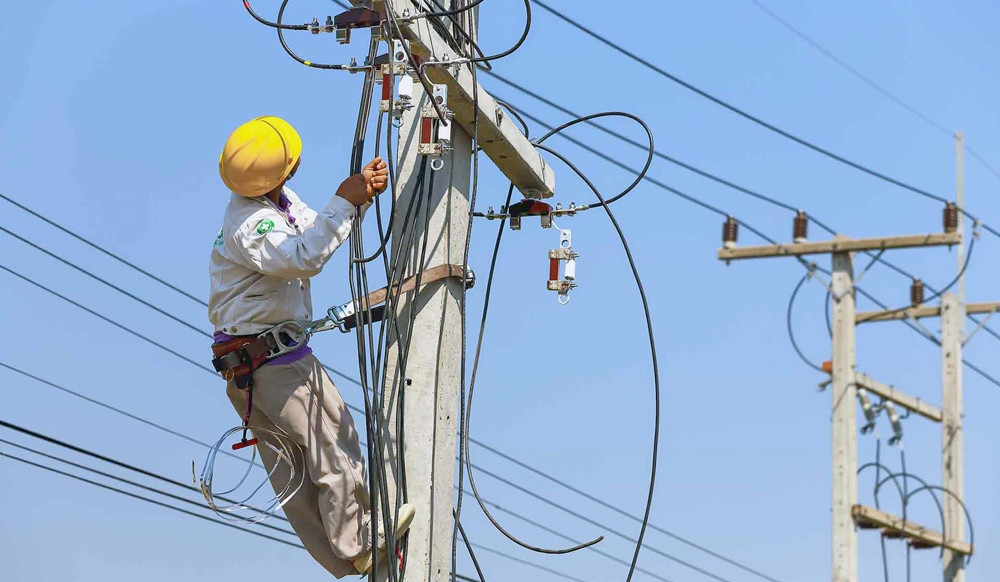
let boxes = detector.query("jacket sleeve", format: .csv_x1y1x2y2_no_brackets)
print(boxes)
234,196,360,279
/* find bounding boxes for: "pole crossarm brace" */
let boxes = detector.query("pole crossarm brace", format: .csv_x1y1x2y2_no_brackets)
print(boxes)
853,504,974,556
853,372,942,422
857,301,1000,323
366,0,556,198
717,232,961,261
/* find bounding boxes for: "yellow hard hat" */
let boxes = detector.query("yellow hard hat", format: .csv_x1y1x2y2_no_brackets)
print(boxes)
219,116,302,197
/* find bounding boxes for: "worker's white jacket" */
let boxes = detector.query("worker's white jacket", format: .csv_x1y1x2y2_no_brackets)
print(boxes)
209,187,361,336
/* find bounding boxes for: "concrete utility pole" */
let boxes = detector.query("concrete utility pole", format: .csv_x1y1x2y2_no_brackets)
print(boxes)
941,293,965,582
718,228,974,582
361,1,556,580
830,242,858,582
943,130,966,582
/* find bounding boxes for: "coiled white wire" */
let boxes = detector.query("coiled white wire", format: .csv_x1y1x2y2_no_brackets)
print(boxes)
197,425,305,524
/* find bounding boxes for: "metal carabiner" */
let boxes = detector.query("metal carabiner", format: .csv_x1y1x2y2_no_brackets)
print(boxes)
258,321,308,358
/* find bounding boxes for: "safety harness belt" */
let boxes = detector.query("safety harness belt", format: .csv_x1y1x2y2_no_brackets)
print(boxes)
211,263,473,380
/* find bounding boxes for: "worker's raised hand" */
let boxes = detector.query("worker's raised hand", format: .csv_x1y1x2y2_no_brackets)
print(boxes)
336,158,389,207
335,174,370,206
363,157,389,197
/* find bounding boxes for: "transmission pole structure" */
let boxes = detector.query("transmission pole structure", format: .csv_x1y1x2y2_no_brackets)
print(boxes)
362,1,556,580
718,224,978,582
943,130,966,582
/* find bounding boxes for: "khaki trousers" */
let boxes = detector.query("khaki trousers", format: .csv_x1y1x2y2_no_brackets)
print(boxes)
226,354,371,578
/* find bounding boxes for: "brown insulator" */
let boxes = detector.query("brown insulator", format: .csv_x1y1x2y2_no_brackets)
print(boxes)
722,215,739,248
793,210,808,243
944,202,959,233
910,278,925,306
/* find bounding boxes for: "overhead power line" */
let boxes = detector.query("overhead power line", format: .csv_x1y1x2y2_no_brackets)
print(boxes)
530,0,943,200
743,0,1000,182
0,450,302,548
0,192,206,305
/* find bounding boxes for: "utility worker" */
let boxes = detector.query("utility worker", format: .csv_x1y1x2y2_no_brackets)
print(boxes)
209,116,413,577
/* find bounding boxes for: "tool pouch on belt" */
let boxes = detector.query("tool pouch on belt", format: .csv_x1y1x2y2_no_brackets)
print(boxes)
211,335,279,388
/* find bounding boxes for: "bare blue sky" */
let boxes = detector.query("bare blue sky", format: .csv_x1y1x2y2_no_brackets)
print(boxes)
1,1,998,581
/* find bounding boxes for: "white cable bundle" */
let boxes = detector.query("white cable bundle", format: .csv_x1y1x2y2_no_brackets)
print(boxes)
196,425,305,524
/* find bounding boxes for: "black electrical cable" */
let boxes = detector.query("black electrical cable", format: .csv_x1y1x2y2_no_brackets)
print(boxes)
901,448,912,582
449,0,530,65
452,4,482,572
454,512,487,582
356,113,394,264
903,484,975,564
873,440,891,582
532,142,658,581
412,0,495,72
478,498,681,582
786,270,826,373
275,0,349,70
387,157,439,567
242,0,309,30
744,0,1000,184
420,0,487,18
534,111,653,209
461,202,606,554
346,54,418,581
468,542,596,582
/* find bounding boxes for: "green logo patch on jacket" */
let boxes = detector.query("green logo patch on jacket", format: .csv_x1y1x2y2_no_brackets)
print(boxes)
256,219,275,235
213,229,224,247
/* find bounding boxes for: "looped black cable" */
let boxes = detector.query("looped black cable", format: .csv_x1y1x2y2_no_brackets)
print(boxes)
242,0,309,30
534,111,654,209
276,0,347,69
530,142,658,580
786,270,826,373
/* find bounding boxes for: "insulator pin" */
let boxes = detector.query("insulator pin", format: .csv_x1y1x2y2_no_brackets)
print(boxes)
910,278,924,306
722,215,738,249
944,201,959,233
793,210,808,244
